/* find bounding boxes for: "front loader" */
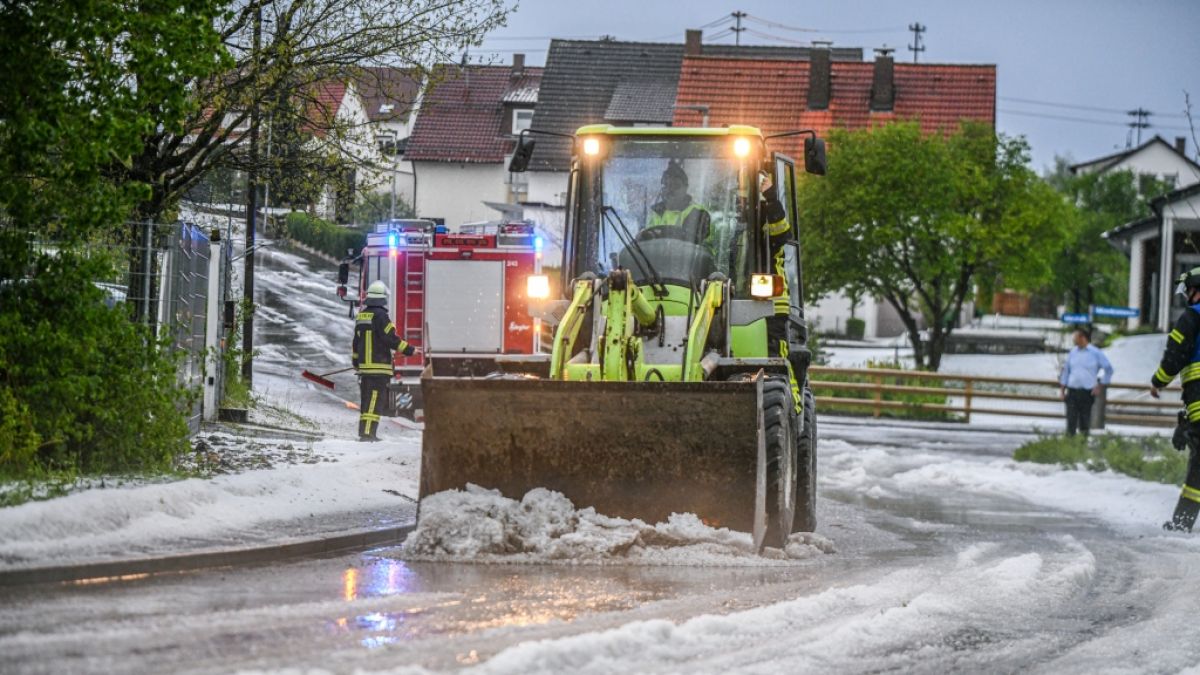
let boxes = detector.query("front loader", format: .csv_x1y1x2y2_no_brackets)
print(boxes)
419,125,826,550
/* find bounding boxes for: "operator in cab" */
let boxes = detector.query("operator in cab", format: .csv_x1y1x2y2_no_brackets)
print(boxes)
644,160,712,245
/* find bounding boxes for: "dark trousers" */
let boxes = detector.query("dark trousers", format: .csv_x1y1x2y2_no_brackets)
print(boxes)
358,374,389,438
1168,426,1200,531
1064,388,1095,436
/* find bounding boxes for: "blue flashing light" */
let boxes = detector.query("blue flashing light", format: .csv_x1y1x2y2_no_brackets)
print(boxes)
534,236,544,251
388,233,398,249
434,225,449,234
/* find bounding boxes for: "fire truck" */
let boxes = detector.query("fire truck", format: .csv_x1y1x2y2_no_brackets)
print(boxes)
337,218,544,420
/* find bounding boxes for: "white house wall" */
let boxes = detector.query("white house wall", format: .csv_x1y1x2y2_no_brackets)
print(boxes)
527,171,569,206
1089,142,1200,189
414,162,509,229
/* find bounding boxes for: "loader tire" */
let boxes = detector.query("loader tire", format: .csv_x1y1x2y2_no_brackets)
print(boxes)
793,387,817,533
761,376,797,549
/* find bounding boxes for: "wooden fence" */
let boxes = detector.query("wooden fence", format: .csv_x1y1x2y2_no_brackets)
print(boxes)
809,366,1180,427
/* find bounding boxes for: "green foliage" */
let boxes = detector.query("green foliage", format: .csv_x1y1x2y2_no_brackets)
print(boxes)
810,359,954,421
221,299,254,409
1042,162,1173,310
0,0,229,236
0,251,190,480
283,212,367,260
1014,432,1187,485
797,122,1073,370
844,317,866,340
351,190,416,227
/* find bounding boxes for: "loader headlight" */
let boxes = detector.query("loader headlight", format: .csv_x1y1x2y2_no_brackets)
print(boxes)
527,274,551,299
733,137,751,158
751,274,784,299
582,137,602,156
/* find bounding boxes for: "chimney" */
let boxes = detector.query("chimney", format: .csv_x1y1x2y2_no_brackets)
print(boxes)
1176,136,1188,155
808,41,832,111
870,47,895,111
685,29,702,57
511,53,525,78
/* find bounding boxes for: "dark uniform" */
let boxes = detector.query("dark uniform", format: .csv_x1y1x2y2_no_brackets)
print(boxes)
761,183,802,413
352,295,413,440
1151,300,1200,531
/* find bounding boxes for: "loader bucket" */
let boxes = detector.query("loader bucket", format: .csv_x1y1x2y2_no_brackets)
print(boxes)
419,375,769,538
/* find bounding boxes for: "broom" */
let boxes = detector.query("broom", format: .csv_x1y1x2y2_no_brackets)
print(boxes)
300,366,354,389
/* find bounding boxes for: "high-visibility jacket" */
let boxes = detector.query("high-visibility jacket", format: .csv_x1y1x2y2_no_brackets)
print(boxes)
647,199,710,244
352,299,408,376
762,186,791,316
1152,303,1200,420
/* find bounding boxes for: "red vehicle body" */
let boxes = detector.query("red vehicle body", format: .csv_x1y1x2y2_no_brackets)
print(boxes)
346,219,543,419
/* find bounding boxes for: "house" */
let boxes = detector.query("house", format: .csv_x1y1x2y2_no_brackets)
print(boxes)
356,67,423,213
402,56,543,229
1071,135,1200,188
293,79,385,222
1103,141,1200,330
673,46,996,338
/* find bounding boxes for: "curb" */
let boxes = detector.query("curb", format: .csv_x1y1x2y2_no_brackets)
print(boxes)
0,524,415,588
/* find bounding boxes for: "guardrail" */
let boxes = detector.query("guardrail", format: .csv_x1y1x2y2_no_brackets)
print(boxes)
809,366,1180,427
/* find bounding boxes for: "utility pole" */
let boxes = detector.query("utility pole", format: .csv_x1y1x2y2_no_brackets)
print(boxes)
731,11,747,46
907,22,926,63
1127,108,1152,146
242,4,261,386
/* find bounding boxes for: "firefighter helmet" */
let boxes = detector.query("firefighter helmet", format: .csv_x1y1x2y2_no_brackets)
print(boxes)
1176,267,1200,297
366,280,388,299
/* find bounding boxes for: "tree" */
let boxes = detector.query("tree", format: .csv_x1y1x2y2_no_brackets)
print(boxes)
798,122,1072,371
1043,159,1172,311
115,0,513,222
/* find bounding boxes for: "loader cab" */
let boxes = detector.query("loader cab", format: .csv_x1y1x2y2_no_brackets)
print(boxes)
562,127,774,301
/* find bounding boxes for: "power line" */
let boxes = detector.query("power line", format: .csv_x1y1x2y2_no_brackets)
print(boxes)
1128,107,1151,146
998,107,1192,132
998,95,1188,119
742,28,809,46
742,13,903,34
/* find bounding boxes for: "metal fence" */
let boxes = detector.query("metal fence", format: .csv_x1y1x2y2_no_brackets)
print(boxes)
810,366,1178,428
49,221,231,434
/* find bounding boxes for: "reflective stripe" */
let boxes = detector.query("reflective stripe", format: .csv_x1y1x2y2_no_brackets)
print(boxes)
367,390,379,415
1155,367,1173,383
1182,363,1200,383
648,203,703,228
385,322,395,335
1170,329,1185,344
766,217,790,237
1182,485,1200,504
360,413,381,421
1189,409,1200,423
356,364,393,374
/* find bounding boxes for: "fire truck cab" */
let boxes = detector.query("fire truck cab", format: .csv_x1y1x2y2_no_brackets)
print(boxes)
338,218,544,420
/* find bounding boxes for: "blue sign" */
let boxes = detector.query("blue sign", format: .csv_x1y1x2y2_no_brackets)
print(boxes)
1061,313,1089,323
1092,305,1139,319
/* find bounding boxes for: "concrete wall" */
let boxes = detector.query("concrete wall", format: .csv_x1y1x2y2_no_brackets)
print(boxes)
413,162,509,228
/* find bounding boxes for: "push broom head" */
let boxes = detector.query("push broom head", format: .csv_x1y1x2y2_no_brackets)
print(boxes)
301,370,337,389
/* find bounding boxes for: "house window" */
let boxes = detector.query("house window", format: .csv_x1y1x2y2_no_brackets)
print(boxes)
512,109,534,135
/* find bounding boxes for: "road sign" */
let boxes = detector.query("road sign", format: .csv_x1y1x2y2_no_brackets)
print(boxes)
1092,305,1139,319
1061,313,1089,323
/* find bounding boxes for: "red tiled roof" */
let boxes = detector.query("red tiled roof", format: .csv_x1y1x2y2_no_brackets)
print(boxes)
405,64,543,163
304,80,348,138
674,57,995,157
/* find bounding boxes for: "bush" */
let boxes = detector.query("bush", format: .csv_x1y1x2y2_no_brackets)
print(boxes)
1013,432,1187,485
845,317,865,340
0,250,191,480
810,358,955,421
283,211,367,259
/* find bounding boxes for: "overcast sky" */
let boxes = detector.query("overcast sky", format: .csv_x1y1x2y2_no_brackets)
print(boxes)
472,0,1200,173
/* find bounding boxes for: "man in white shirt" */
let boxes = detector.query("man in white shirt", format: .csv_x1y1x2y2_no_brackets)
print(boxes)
1059,327,1114,437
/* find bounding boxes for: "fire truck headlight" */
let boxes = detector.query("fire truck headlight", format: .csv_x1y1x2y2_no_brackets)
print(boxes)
527,274,551,299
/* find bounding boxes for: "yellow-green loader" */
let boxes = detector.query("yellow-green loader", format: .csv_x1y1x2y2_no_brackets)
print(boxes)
419,125,826,551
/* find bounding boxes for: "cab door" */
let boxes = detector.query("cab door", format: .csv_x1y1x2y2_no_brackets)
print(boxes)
773,153,803,312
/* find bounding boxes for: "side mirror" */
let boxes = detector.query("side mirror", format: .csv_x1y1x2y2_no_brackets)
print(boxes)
337,262,350,285
508,135,536,173
804,137,827,176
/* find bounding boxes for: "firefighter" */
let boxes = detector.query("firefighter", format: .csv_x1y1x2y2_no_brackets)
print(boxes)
352,280,415,441
759,175,803,413
645,160,712,244
1150,266,1200,531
